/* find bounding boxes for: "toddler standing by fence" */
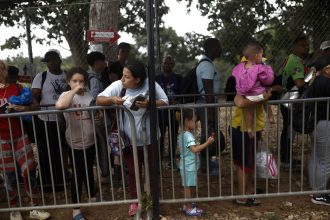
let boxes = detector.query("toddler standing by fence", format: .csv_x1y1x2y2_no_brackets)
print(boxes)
232,42,274,137
56,67,99,220
178,109,215,217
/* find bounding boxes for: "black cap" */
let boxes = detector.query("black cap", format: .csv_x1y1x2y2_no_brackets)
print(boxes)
41,51,61,62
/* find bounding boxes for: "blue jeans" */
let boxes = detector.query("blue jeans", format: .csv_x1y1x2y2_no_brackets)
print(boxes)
308,120,330,191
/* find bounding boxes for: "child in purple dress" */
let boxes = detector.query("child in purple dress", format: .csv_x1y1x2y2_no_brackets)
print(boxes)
232,42,274,137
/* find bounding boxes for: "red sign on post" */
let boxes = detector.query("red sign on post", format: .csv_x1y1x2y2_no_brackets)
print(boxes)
87,29,120,44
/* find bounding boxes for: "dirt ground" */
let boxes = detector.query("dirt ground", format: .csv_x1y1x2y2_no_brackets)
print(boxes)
0,193,328,220
1,149,329,220
1,106,330,219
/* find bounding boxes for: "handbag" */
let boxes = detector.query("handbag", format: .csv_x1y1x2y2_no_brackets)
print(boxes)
108,94,131,155
108,128,131,155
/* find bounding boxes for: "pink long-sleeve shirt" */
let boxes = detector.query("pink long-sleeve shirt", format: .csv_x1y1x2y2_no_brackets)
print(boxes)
232,62,274,96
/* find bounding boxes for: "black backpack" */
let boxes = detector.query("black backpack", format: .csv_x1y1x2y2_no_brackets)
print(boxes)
292,83,315,134
180,59,212,103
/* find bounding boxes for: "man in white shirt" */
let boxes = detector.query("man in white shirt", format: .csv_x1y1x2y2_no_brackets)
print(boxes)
32,50,67,192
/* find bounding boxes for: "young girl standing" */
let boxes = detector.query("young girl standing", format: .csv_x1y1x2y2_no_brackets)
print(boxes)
178,109,214,217
232,42,274,137
56,67,97,220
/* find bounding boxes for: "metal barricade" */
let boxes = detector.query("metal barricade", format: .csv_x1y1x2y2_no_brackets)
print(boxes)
1,97,330,217
0,105,142,219
151,97,330,206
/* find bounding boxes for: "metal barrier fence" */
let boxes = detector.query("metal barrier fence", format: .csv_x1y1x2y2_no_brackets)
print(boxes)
0,105,143,219
155,97,330,205
1,97,330,218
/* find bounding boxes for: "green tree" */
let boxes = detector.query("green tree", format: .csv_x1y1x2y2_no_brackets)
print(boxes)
179,0,330,72
0,0,169,66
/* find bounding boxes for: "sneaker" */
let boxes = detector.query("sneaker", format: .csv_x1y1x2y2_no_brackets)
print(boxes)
311,194,330,206
29,209,51,220
185,207,203,217
10,211,22,220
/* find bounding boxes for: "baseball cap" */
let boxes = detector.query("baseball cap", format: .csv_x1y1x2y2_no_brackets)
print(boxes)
41,50,61,62
320,41,330,51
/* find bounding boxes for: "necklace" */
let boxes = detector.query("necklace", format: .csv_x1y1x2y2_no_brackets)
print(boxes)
1,84,8,100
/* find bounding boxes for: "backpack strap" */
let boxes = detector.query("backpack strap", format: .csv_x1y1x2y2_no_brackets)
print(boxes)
41,71,47,90
88,74,96,90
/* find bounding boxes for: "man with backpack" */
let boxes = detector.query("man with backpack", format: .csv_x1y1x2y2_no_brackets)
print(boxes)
86,51,113,183
32,50,67,192
196,38,222,175
279,36,310,169
87,51,107,99
156,55,182,170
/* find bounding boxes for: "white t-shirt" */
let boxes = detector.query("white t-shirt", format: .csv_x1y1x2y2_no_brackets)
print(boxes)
98,79,168,146
196,55,221,96
32,71,67,121
59,91,95,150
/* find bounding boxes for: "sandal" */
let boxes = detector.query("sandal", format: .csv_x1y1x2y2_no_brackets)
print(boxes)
184,207,203,217
73,213,87,220
235,198,261,206
128,203,138,216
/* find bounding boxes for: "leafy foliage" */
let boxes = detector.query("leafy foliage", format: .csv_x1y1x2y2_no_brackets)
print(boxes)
179,0,330,72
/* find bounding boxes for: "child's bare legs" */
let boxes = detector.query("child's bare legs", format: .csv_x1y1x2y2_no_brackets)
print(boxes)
183,186,192,210
244,107,255,138
236,166,251,195
236,166,260,203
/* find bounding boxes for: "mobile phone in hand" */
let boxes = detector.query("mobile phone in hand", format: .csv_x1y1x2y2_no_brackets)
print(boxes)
130,95,146,111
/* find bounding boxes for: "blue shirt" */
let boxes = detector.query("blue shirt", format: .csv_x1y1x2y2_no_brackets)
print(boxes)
196,55,221,95
178,131,198,171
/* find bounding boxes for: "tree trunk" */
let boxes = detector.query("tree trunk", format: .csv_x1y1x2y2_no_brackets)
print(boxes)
64,31,88,68
60,4,89,68
89,0,119,62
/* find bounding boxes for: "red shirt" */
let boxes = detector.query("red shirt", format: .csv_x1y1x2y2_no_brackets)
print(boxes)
0,84,23,140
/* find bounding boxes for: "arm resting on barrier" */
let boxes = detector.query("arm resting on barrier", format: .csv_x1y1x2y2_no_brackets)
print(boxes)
96,96,125,106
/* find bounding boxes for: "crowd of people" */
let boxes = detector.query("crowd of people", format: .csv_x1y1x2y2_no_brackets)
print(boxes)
0,37,330,219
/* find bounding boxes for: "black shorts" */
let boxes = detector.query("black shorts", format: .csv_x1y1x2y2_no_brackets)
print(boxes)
231,127,260,174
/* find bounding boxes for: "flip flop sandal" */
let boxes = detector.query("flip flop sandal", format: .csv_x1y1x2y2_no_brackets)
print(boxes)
235,198,261,206
247,198,261,206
